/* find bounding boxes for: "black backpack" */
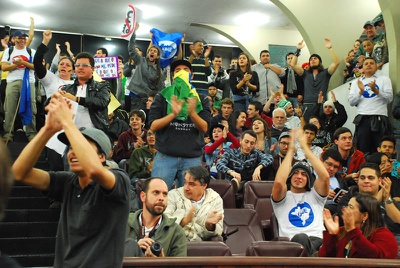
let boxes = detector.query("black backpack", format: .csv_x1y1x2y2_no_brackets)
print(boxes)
7,46,32,61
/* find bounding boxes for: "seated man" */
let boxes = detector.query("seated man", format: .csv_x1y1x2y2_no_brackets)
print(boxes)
128,130,157,181
321,149,348,214
324,127,365,187
271,129,329,256
268,131,297,180
165,166,223,241
125,177,187,257
216,130,273,189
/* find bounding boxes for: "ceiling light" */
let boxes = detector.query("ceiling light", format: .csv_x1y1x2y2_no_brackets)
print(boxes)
6,12,44,26
135,4,163,19
235,12,269,27
11,0,48,7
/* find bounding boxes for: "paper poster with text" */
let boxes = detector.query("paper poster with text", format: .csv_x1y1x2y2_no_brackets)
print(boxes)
121,5,143,40
94,56,119,79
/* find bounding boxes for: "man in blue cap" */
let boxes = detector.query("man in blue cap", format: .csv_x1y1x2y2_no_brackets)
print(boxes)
1,30,37,142
12,92,130,267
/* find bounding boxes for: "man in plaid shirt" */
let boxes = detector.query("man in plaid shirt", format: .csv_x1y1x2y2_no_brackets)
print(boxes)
216,130,273,191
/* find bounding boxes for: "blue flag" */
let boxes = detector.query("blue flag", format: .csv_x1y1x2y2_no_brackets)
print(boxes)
150,28,183,68
18,65,32,126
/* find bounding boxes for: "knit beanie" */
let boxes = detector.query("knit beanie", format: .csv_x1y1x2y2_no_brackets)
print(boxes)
277,99,292,110
323,100,335,110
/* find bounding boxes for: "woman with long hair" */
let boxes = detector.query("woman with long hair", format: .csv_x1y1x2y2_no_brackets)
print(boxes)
319,193,398,258
252,117,277,156
229,52,259,111
228,109,248,140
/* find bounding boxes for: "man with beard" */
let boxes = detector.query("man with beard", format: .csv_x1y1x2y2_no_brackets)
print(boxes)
127,23,165,110
290,38,340,122
125,177,187,257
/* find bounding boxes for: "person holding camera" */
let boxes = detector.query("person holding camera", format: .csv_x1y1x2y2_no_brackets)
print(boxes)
125,177,187,257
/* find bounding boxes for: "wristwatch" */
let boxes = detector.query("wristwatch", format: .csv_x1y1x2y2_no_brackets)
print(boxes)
385,196,393,205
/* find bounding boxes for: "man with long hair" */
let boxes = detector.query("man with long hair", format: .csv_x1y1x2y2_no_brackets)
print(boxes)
290,38,340,122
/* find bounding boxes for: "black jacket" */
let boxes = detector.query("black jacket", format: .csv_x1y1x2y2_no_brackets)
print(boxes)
60,77,110,132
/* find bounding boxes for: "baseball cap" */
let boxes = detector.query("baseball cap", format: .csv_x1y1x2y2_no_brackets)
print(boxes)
13,30,28,38
363,20,374,29
374,13,383,26
170,59,192,72
58,127,112,157
278,131,291,141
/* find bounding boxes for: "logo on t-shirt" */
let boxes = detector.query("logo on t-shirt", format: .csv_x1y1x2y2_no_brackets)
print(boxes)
362,83,380,98
288,202,314,227
12,54,29,69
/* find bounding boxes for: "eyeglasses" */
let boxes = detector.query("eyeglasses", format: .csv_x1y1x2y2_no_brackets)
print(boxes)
324,161,340,169
279,141,289,146
74,63,91,68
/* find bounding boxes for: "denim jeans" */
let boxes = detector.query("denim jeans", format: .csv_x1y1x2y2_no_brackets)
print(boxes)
151,151,202,189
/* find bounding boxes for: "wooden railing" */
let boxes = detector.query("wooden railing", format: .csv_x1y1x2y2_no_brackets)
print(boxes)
123,256,400,268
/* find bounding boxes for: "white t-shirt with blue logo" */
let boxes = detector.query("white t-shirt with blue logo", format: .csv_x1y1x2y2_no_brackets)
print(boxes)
348,74,393,116
272,188,326,240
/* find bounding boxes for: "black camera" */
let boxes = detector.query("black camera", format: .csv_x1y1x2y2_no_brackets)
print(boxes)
150,242,163,256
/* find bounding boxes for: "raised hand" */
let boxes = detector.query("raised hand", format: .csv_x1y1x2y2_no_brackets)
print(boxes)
296,40,305,50
323,208,339,235
42,30,52,46
324,38,333,49
342,206,356,232
204,45,212,58
318,91,324,104
330,91,337,102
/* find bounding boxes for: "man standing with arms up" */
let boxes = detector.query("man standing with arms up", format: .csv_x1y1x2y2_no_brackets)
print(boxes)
291,38,340,122
12,92,130,267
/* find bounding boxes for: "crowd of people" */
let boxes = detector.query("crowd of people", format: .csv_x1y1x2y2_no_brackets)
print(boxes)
0,12,399,267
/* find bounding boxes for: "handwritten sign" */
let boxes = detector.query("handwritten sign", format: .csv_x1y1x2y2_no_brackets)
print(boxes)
94,56,119,79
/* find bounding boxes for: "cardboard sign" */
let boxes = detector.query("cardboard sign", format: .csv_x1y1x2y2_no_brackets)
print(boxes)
94,56,119,79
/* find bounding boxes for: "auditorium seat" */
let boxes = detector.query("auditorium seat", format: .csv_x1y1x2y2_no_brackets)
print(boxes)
245,241,307,257
243,181,274,239
187,241,232,256
208,179,236,208
223,208,264,255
